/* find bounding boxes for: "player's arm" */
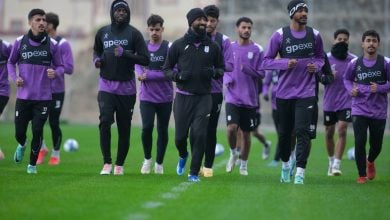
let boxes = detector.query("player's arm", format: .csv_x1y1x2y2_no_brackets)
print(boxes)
262,32,290,70
60,40,74,75
375,57,390,93
120,30,150,66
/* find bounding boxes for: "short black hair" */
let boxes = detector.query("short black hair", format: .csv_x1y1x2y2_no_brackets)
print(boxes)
333,29,349,39
236,17,253,27
203,5,219,19
362,30,380,42
147,14,164,27
28,8,45,20
46,12,59,30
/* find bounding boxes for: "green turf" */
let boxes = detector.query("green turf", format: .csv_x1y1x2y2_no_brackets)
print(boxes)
0,122,389,220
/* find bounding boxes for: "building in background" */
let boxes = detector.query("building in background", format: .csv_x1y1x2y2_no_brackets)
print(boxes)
0,0,388,125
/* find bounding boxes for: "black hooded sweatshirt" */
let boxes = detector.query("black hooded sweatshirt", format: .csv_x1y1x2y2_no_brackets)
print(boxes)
93,0,149,81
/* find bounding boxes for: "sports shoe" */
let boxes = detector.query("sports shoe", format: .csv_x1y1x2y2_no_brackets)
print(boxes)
267,160,279,167
154,163,164,174
226,151,238,172
202,167,213,177
0,149,5,160
176,156,187,176
331,166,342,176
367,161,376,180
141,158,152,174
188,175,200,182
48,156,60,165
294,175,304,184
100,163,112,175
262,141,271,160
114,165,124,175
14,144,26,164
327,164,333,176
36,148,48,165
280,167,291,183
27,164,37,174
239,167,248,176
289,158,296,177
357,176,367,184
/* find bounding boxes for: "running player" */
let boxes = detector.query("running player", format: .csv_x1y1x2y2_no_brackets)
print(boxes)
37,12,74,165
224,17,265,176
136,14,173,175
343,30,390,184
9,8,65,174
323,29,356,176
262,0,325,184
163,8,224,182
93,0,149,175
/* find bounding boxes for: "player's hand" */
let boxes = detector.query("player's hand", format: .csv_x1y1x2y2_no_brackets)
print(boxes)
95,60,103,68
16,77,24,87
370,82,378,93
288,59,297,69
47,68,56,79
307,63,316,73
351,85,359,97
138,73,147,81
114,45,124,57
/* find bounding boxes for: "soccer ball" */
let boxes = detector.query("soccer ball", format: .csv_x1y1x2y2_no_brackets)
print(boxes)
347,147,355,160
63,139,79,152
215,143,225,156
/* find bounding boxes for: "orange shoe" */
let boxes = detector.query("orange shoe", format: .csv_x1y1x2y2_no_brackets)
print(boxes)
357,176,367,184
48,156,60,165
36,148,48,165
367,161,376,180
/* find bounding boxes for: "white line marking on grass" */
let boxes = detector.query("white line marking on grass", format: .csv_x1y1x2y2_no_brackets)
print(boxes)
142,201,164,209
127,159,227,220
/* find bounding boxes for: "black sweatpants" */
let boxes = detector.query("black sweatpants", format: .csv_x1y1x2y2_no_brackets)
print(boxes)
276,97,316,168
0,95,9,114
204,93,223,168
173,93,212,176
352,115,386,177
272,109,281,161
48,92,64,151
140,101,172,164
15,99,50,165
98,91,135,166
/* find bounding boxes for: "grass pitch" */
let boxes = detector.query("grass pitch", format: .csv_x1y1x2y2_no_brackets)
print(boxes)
0,122,389,220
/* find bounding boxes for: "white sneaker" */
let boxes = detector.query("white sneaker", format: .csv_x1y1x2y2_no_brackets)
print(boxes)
332,165,342,176
327,164,333,176
226,151,238,172
100,163,112,175
114,165,124,175
141,158,152,174
154,162,164,174
262,141,272,160
239,166,248,176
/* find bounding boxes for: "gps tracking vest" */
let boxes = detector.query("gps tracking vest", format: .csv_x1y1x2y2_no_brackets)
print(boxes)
354,55,386,85
99,26,136,81
280,26,315,58
19,35,52,66
147,40,169,70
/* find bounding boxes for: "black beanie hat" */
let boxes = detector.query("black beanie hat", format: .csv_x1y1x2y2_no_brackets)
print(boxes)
203,5,219,19
287,0,308,18
186,8,207,26
112,0,129,11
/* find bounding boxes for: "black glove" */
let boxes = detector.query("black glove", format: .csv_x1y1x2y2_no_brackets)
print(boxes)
95,59,103,68
175,71,191,82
